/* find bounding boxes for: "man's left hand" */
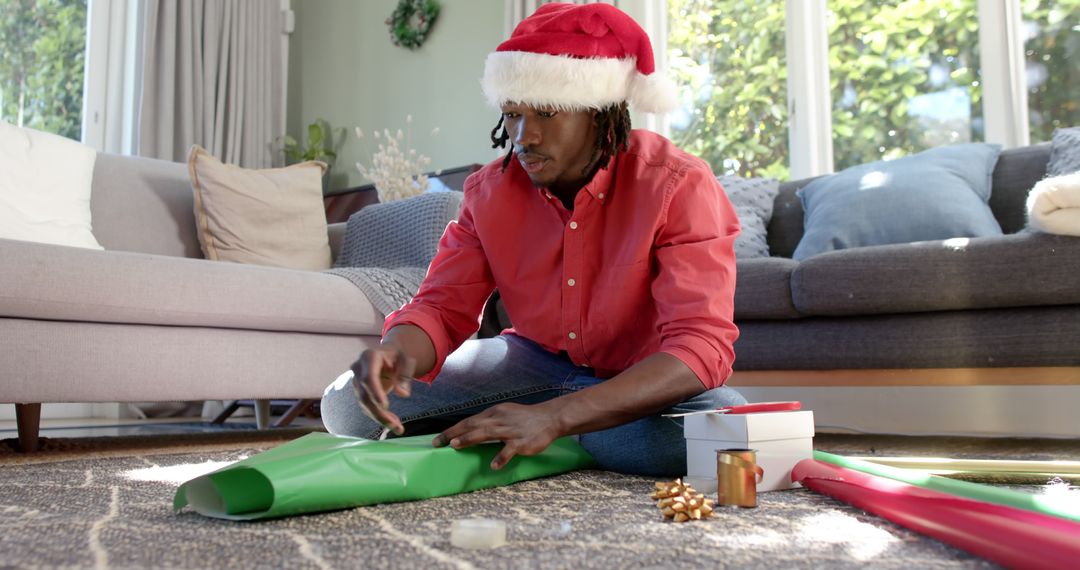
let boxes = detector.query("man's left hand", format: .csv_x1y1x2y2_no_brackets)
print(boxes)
432,402,561,470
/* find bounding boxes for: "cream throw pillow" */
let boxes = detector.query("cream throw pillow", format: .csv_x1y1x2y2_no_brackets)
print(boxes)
188,145,332,270
0,121,102,250
1027,170,1080,236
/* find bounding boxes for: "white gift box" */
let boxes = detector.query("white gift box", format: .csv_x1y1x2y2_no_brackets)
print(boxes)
683,410,814,493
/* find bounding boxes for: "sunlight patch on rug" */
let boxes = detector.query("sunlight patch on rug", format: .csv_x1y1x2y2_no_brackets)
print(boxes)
797,511,897,561
123,458,243,484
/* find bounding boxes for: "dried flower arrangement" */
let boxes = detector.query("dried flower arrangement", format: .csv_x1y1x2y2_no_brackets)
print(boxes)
354,115,439,203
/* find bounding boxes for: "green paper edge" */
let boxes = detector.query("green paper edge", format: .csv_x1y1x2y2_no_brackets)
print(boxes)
814,450,1080,523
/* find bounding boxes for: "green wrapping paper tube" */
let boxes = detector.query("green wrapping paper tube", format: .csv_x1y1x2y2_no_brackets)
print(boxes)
174,433,597,520
814,451,1080,524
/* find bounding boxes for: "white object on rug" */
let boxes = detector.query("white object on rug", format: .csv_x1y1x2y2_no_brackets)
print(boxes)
1027,170,1080,236
0,121,102,249
450,518,507,549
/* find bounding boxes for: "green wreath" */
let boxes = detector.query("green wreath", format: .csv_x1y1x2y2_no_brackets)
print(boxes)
387,0,441,50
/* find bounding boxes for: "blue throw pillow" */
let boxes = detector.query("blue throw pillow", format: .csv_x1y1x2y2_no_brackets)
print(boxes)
792,143,1004,260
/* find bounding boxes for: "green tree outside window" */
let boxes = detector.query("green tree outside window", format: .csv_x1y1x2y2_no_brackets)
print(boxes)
668,0,1080,180
668,0,789,179
0,0,87,141
1025,0,1080,142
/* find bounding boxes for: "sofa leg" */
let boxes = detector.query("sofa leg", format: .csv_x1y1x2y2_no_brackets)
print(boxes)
273,399,316,428
210,400,242,424
253,399,271,430
15,403,41,453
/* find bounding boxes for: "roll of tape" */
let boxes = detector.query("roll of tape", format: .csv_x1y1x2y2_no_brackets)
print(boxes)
450,518,506,549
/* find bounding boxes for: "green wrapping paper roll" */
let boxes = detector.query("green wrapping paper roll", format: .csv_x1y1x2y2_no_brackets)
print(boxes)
814,451,1080,523
851,456,1080,477
174,433,597,520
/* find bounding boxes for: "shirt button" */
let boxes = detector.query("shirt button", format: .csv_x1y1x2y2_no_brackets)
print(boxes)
597,193,605,199
569,221,578,229
568,331,577,340
567,278,576,286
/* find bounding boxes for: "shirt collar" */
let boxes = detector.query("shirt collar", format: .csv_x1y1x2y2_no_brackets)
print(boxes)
511,153,617,202
580,155,616,201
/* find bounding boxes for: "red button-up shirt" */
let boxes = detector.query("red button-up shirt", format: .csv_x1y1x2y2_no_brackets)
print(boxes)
384,129,740,389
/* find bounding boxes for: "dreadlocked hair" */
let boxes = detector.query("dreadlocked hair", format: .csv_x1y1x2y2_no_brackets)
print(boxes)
489,102,632,173
489,115,513,171
590,102,632,173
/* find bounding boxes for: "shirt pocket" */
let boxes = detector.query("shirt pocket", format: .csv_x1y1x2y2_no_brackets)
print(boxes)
589,260,657,354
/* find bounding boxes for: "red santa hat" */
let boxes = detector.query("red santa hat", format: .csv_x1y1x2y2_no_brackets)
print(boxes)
481,2,678,114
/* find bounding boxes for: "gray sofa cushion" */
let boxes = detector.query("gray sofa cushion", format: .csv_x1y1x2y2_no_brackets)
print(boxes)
989,144,1051,234
790,232,1080,317
766,177,814,259
0,238,382,335
733,305,1080,370
734,257,800,320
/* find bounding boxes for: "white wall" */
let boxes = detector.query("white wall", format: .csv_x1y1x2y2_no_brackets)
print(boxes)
288,0,504,191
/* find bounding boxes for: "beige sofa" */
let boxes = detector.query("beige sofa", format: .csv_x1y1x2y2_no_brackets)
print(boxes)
1,153,384,451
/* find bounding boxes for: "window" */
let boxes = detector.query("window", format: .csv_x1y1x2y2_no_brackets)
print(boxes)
828,0,982,171
0,0,88,140
1023,0,1080,142
660,0,1079,179
667,0,790,179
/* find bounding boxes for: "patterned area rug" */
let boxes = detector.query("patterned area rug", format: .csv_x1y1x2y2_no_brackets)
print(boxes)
2,433,1077,569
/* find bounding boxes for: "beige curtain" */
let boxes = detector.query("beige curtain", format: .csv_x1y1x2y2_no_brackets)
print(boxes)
138,0,283,168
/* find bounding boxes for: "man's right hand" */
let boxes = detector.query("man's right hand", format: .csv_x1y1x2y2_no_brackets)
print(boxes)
350,345,417,436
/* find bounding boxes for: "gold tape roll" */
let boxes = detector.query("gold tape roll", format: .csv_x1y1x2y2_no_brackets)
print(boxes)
716,448,765,508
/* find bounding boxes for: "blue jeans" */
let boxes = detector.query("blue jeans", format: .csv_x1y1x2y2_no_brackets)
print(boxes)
321,334,746,477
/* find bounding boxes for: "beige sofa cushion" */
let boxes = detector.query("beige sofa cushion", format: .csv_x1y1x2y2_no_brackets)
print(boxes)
2,318,369,403
188,145,332,270
90,153,201,258
0,238,382,335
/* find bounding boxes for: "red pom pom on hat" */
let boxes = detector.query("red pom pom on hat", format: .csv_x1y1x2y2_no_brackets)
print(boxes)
482,2,678,114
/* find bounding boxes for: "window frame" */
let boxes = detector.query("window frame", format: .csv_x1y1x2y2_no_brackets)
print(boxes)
81,0,144,154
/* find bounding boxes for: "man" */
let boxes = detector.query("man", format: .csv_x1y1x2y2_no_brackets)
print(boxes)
321,2,745,477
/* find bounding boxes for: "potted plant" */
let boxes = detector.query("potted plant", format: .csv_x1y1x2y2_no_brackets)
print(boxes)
281,118,342,193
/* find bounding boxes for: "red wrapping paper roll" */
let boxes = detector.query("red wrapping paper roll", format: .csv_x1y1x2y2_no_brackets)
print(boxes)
792,459,1080,569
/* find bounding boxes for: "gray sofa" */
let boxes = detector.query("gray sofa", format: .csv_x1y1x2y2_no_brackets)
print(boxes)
730,143,1080,437
483,144,1080,437
1,153,383,451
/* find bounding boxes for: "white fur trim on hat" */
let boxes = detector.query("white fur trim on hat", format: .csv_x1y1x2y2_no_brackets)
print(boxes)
629,72,679,114
483,51,637,112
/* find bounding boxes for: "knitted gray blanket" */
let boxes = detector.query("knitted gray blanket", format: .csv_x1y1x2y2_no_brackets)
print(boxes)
325,191,464,317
